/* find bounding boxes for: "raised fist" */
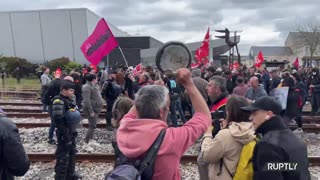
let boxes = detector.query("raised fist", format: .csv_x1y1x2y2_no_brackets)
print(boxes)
176,68,192,87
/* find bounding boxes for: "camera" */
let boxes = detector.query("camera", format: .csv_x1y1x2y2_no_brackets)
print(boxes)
211,110,226,138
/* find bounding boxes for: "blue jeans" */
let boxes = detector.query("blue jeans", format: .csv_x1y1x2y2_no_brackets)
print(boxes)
48,105,55,140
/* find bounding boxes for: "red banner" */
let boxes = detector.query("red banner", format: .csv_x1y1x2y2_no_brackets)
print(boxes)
230,62,239,70
192,27,210,68
255,51,264,68
293,57,299,69
80,18,118,66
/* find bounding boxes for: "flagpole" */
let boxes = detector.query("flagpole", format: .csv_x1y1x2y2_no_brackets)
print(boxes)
118,46,129,67
209,27,212,63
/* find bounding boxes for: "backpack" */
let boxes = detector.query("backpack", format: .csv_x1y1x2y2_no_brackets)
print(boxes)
102,81,122,100
106,129,166,180
224,138,258,180
296,82,307,106
293,88,304,108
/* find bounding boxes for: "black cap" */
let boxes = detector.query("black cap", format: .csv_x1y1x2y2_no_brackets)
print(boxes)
60,80,75,90
241,96,282,115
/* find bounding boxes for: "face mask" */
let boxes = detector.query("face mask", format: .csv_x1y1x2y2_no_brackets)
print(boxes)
313,72,317,75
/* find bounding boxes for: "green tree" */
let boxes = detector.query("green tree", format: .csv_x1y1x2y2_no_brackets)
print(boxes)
64,62,83,73
46,57,71,71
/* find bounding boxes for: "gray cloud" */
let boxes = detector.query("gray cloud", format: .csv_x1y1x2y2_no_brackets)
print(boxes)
0,0,319,54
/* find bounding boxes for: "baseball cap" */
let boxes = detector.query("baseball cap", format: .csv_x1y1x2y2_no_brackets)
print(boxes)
241,96,282,115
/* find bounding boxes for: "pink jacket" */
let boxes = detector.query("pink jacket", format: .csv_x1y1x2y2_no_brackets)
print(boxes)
117,111,211,180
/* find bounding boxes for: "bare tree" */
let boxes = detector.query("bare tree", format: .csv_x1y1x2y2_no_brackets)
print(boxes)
296,17,320,66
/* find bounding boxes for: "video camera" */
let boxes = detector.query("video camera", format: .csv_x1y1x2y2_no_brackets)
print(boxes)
211,110,226,138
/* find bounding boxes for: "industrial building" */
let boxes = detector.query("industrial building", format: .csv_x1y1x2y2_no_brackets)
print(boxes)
0,8,128,64
0,8,241,68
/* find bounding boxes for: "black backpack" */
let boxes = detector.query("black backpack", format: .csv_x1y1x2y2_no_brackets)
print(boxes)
106,129,166,180
102,80,122,100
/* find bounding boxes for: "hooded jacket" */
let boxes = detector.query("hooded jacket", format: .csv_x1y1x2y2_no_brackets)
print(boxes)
201,122,255,180
253,116,310,180
117,111,211,180
0,117,30,180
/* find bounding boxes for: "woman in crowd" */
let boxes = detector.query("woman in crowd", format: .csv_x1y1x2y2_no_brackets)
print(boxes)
112,97,134,128
282,77,304,131
200,95,255,180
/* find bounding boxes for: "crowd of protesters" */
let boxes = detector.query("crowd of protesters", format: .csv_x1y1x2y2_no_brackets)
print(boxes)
1,61,316,179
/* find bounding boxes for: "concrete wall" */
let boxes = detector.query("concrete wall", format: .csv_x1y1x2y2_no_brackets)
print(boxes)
0,8,128,65
71,10,88,64
40,10,74,63
0,13,16,56
10,12,45,63
108,48,141,67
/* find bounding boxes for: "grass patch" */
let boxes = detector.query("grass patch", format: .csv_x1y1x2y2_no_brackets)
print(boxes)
0,77,41,90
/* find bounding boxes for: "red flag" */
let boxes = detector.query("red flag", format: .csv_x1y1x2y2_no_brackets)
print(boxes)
82,68,88,75
54,68,62,78
193,28,210,67
293,57,299,69
131,64,141,77
255,51,264,68
89,64,98,73
230,62,239,70
80,18,118,66
191,61,201,69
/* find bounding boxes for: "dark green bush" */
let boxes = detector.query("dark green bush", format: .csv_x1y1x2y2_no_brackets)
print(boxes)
46,57,71,71
64,62,83,73
0,56,35,77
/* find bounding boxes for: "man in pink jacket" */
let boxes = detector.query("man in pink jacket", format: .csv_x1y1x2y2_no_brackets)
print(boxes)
116,68,211,180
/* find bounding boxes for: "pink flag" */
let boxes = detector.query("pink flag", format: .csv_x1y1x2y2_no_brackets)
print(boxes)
80,18,118,66
131,64,142,77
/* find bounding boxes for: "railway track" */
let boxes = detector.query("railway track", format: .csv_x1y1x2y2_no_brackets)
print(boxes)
6,113,107,119
1,106,318,122
0,91,39,99
4,112,319,123
2,108,107,114
13,122,320,133
25,153,320,166
0,102,107,108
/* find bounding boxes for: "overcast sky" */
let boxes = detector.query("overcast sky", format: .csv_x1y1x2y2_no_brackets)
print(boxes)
1,0,320,55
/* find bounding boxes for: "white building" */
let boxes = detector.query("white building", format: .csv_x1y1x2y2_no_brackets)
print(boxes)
0,8,128,64
285,32,320,67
